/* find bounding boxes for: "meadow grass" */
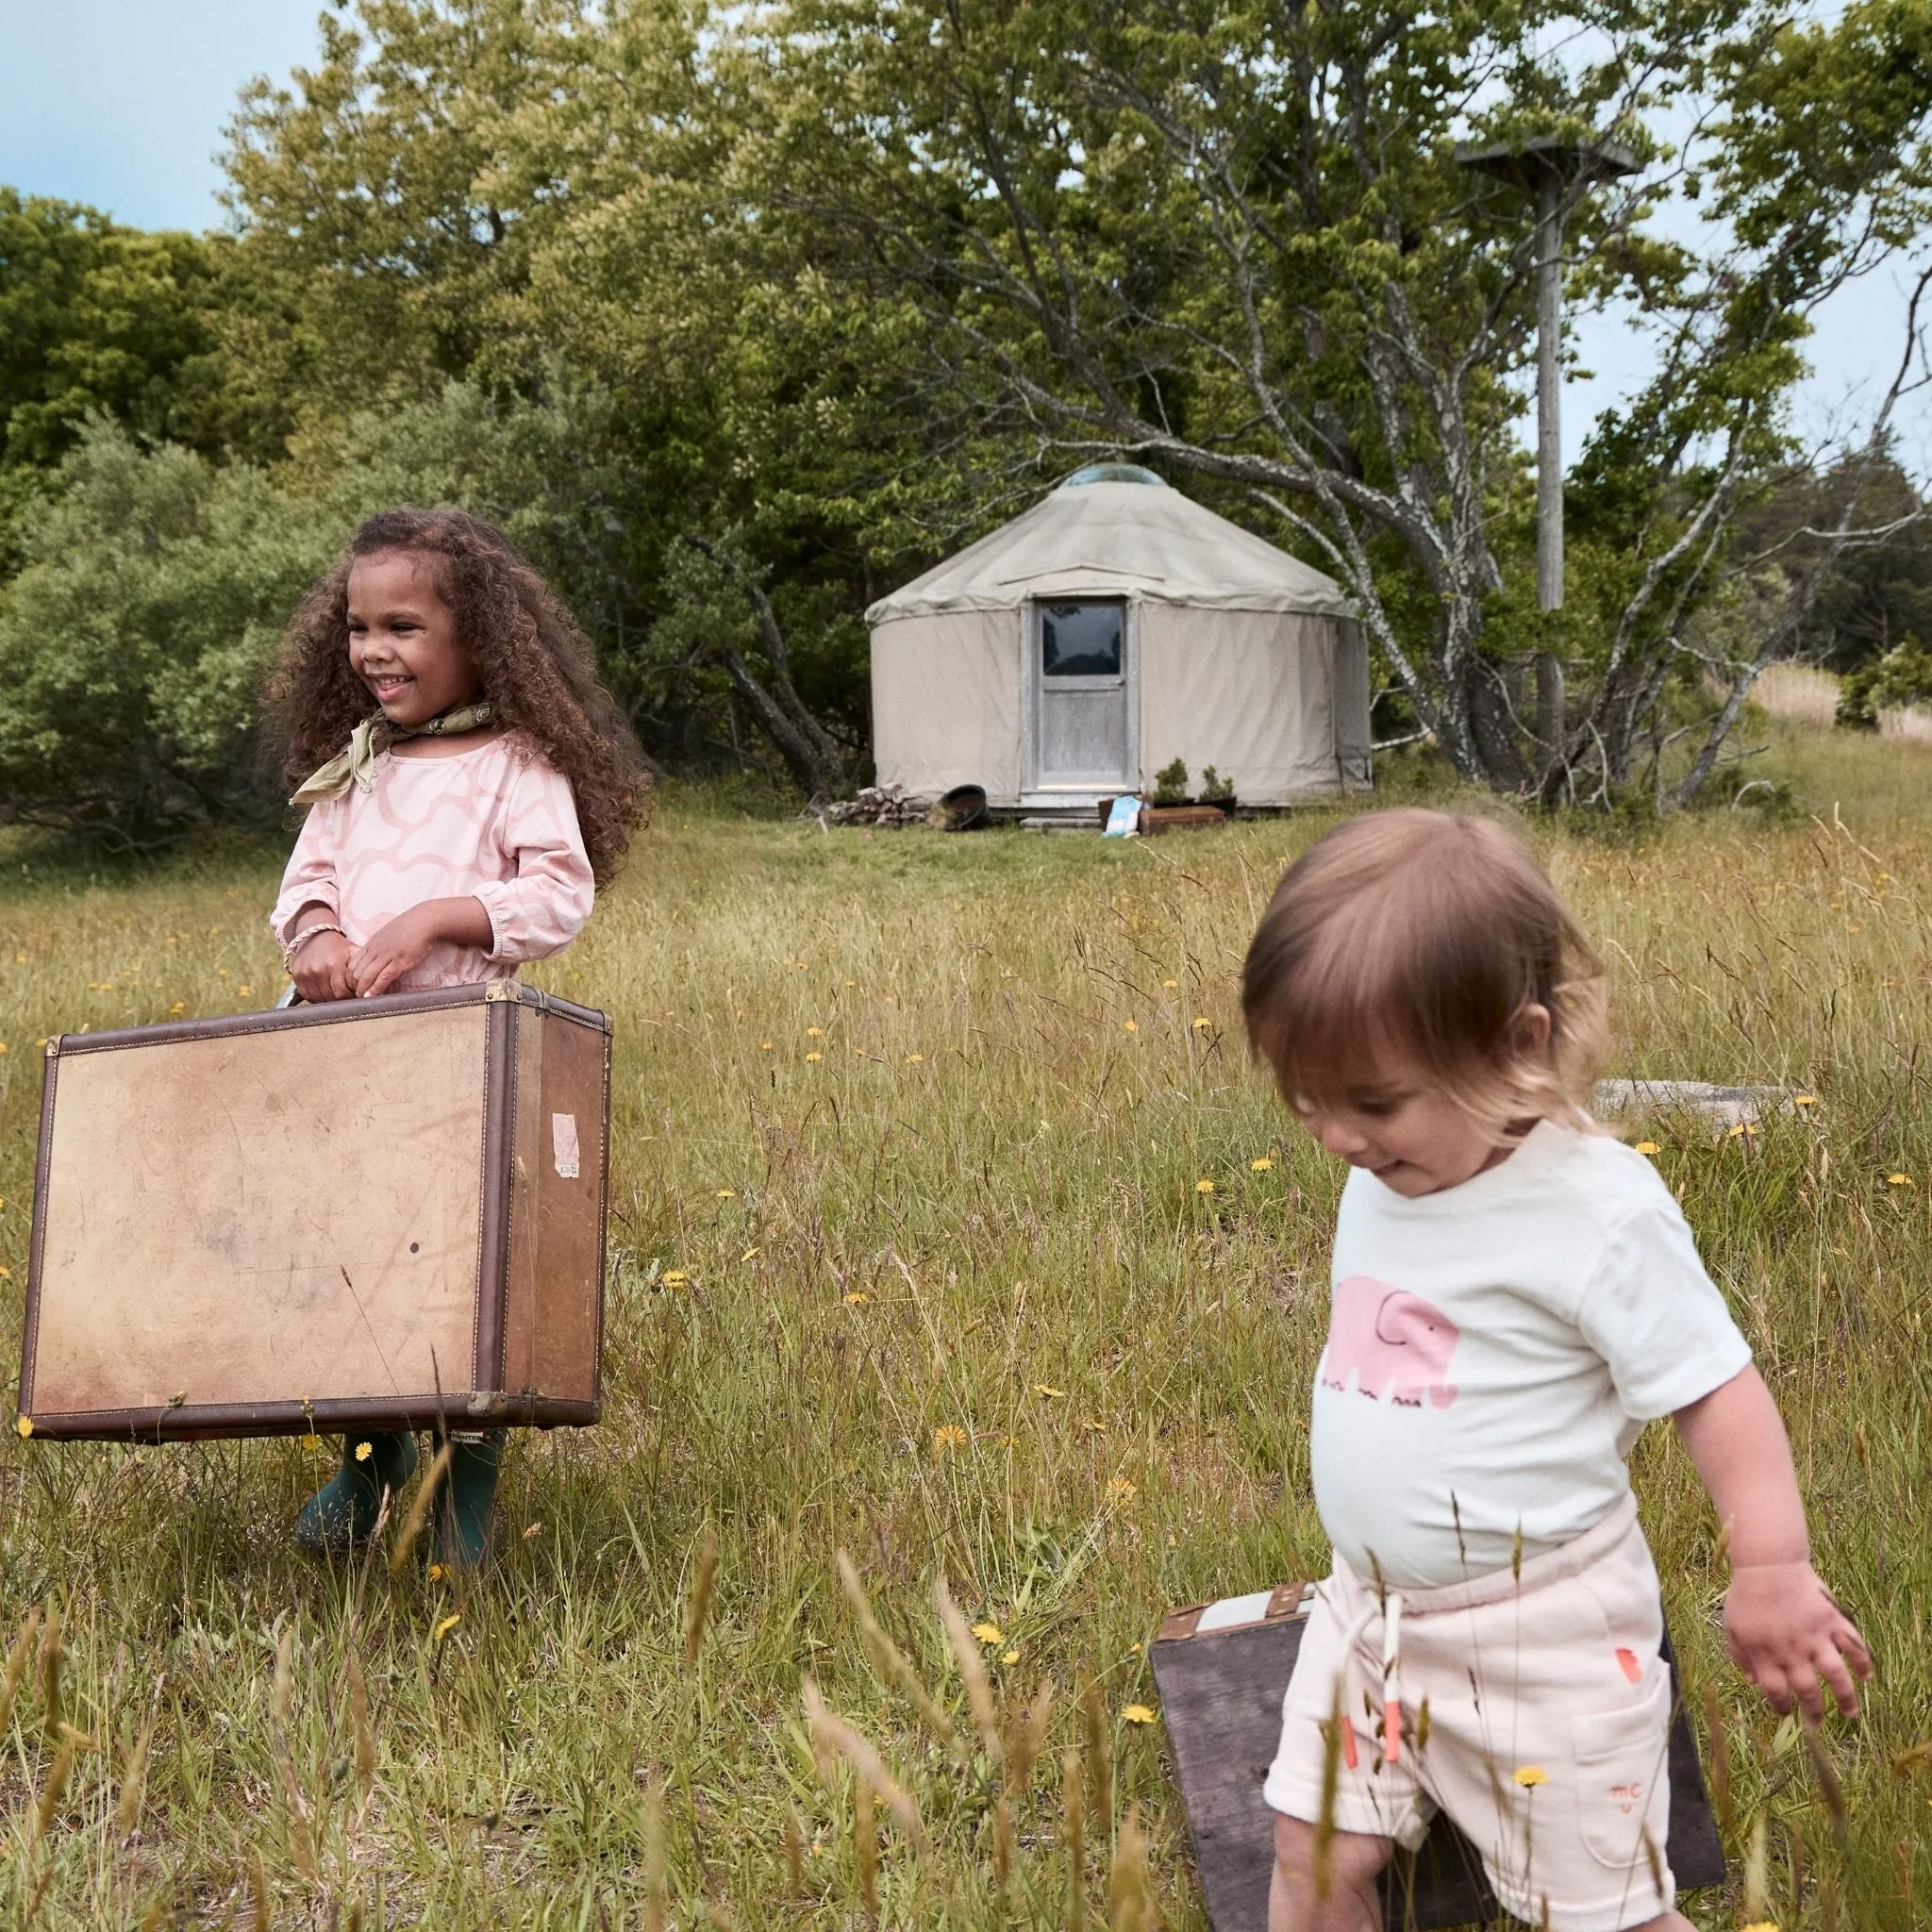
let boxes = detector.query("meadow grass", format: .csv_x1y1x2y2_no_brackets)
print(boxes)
0,723,1926,1927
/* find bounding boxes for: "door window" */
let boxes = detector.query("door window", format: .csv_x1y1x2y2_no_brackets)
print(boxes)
1041,603,1124,678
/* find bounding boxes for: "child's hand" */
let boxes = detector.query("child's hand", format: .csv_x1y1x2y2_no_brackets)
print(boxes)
347,896,494,997
348,905,443,997
290,929,355,1003
1724,1559,1872,1720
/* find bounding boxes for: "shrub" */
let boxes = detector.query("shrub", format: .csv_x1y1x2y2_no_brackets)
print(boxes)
0,423,330,845
1836,636,1932,729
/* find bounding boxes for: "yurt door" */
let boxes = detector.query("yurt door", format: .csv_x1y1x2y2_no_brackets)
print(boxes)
1028,600,1134,793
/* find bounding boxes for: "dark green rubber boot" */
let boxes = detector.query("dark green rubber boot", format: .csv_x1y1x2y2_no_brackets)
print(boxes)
295,1431,418,1557
436,1431,506,1569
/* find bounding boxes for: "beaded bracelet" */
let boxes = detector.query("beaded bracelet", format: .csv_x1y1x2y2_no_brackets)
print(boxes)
281,922,347,972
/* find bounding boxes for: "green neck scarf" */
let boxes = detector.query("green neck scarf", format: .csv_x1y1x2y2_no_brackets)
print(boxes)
291,700,495,807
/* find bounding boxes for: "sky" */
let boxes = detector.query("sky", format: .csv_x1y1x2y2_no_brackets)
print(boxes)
2,0,1923,475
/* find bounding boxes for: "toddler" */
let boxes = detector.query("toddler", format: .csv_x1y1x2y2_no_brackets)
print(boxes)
265,507,647,1565
1241,809,1870,1932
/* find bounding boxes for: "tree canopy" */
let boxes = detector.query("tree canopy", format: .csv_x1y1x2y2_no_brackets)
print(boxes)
3,0,1930,836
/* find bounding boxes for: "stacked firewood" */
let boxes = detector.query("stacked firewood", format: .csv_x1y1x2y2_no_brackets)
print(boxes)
822,786,931,826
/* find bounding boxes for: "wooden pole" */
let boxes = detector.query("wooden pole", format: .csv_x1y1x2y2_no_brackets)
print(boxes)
1534,169,1565,756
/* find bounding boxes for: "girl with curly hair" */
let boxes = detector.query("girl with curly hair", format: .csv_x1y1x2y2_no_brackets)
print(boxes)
264,507,648,1567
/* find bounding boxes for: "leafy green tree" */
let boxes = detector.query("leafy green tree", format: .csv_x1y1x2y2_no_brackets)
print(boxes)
0,191,230,468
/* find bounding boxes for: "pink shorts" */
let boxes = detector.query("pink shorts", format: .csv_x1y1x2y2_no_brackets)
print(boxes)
1263,1494,1676,1932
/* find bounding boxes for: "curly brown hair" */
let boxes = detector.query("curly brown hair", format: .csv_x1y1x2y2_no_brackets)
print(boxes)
265,508,649,882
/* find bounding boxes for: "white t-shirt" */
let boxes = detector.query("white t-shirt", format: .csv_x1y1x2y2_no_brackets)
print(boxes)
1308,1120,1752,1589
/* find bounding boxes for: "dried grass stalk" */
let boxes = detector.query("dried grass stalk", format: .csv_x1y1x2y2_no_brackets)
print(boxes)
388,1442,453,1575
836,1552,958,1753
1008,1678,1054,1794
1107,1803,1156,1932
642,1772,668,1932
0,1608,42,1738
1079,1677,1113,1837
1061,1750,1086,1932
348,1651,375,1791
1803,1715,1848,1840
116,1711,157,1840
1700,1683,1733,1839
933,1575,1001,1764
38,1609,63,1747
854,1778,878,1925
801,1676,925,1850
684,1527,720,1666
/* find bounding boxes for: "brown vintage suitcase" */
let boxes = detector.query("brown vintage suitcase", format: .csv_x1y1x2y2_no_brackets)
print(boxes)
1150,1584,1724,1931
18,982,609,1442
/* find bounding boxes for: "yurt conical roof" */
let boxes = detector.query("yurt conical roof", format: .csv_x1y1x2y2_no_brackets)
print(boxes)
865,467,1356,624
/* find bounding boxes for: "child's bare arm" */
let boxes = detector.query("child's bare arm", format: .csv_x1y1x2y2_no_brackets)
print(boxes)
348,897,494,997
1674,1365,1872,1719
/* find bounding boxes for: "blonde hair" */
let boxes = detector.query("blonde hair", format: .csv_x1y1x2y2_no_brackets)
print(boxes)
1241,809,1606,1134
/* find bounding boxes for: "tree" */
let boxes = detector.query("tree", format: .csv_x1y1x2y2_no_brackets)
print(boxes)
716,0,1932,805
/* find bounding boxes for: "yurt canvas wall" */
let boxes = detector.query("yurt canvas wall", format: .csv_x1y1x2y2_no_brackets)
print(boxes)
867,472,1372,810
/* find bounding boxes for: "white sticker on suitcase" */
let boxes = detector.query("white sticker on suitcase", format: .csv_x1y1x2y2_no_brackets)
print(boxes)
552,1112,581,1178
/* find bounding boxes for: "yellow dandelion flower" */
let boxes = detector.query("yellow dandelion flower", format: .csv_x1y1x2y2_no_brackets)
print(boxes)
1123,1019,1139,1032
1726,1121,1758,1140
237,985,252,997
933,1424,969,1451
1122,1705,1157,1725
845,979,856,988
1635,1141,1660,1156
12,955,23,964
1002,1648,1020,1665
805,1051,823,1062
972,1621,1004,1646
169,1002,185,1015
662,1270,690,1287
1195,1178,1215,1194
427,1563,446,1581
1794,1094,1818,1107
300,1433,323,1453
15,1417,32,1439
1890,1173,1913,1186
905,1052,924,1063
1511,1765,1549,1788
807,1026,823,1037
760,1041,773,1051
1033,1384,1065,1399
355,1441,374,1461
0,1268,9,1281
1162,977,1178,989
1192,1016,1212,1030
1739,1923,1779,1932
1108,1477,1138,1502
843,1291,871,1306
740,1246,760,1262
1251,1156,1274,1171
433,1613,462,1642
0,1043,7,1054
715,1188,737,1198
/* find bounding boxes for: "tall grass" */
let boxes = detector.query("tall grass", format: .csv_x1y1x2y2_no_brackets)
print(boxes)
0,728,1926,1926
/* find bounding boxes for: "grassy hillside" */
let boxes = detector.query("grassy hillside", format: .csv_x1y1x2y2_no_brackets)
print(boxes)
0,724,1926,1927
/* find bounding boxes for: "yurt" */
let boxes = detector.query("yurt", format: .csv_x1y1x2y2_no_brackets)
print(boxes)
865,466,1372,812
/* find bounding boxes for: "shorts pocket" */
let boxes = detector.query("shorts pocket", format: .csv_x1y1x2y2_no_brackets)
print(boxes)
1569,1669,1673,1872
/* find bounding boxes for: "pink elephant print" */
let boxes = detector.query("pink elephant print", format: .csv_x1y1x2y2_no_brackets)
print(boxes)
1321,1275,1460,1408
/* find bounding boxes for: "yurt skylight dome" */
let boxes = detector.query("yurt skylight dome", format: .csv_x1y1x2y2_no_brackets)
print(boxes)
1062,462,1167,487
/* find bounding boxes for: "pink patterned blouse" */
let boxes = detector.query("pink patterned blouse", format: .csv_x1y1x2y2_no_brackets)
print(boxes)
270,735,594,992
